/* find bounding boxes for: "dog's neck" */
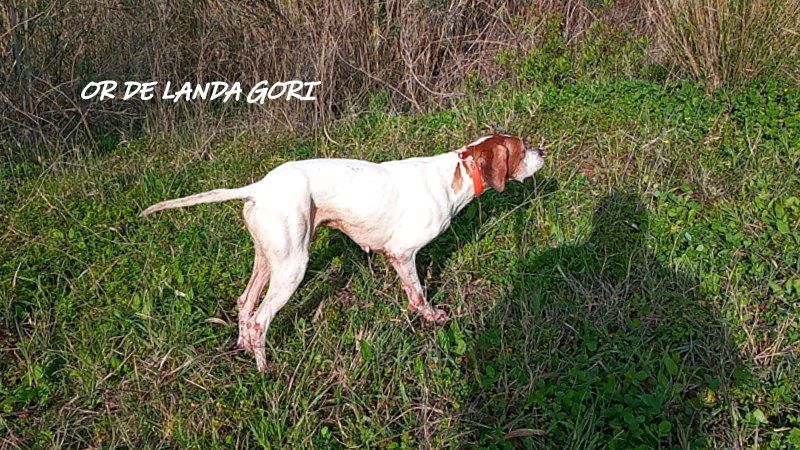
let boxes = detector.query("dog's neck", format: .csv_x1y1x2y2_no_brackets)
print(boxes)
438,152,485,216
458,152,484,196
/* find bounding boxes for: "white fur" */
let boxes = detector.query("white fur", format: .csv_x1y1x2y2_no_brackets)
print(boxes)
143,137,544,371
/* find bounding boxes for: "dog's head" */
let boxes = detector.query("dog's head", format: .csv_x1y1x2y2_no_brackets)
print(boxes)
465,134,545,192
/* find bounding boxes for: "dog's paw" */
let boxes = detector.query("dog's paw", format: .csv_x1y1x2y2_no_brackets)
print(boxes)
236,334,253,354
254,347,269,372
422,307,449,325
433,308,449,325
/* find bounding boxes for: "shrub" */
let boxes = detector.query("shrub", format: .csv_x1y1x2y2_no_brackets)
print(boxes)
647,0,800,89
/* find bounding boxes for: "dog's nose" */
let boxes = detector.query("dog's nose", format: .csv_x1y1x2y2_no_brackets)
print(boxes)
534,147,544,157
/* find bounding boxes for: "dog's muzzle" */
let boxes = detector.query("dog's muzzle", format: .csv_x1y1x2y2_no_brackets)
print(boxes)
527,147,545,158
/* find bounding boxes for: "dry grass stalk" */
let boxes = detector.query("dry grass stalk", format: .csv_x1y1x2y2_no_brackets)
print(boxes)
646,0,800,89
0,0,540,161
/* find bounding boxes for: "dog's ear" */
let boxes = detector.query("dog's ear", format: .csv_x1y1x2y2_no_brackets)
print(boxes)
506,138,525,179
476,142,510,192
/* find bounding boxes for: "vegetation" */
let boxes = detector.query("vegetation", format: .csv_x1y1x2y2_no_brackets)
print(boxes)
647,0,800,89
3,0,800,162
3,17,800,447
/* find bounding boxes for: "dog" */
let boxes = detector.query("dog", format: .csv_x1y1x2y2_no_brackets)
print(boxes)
143,134,545,371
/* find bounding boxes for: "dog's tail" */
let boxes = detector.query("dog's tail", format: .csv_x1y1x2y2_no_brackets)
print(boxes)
142,186,253,217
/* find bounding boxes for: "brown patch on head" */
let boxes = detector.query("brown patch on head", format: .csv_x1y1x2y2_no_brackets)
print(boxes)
463,134,526,192
451,162,464,191
504,137,526,178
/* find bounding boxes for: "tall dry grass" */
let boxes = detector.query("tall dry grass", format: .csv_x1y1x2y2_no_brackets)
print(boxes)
3,0,799,163
647,0,800,89
1,0,541,161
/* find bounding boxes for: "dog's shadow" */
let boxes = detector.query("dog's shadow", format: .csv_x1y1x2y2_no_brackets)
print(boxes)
460,191,743,447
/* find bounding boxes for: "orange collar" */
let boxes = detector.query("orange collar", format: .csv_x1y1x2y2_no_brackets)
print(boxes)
460,154,484,196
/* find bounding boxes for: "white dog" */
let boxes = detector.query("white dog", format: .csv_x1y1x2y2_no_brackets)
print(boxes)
143,134,545,371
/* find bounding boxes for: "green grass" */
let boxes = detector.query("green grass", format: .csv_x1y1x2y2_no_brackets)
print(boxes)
2,29,800,448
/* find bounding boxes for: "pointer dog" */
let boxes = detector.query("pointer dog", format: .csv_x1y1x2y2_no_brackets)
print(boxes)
143,134,544,371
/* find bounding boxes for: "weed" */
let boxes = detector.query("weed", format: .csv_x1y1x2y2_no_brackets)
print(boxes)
2,23,800,449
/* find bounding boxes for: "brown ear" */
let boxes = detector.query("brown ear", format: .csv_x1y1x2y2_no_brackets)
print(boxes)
506,139,525,178
476,143,510,192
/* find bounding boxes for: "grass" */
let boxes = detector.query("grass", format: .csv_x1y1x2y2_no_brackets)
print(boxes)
2,29,800,448
648,0,800,89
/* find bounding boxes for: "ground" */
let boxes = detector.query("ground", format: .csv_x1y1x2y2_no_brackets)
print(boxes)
2,34,800,448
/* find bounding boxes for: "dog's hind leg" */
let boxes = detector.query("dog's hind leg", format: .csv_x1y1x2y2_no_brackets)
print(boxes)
246,253,308,371
236,251,269,351
236,201,271,351
243,204,312,372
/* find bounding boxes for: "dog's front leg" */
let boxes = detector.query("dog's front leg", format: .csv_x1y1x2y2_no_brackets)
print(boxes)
388,251,448,325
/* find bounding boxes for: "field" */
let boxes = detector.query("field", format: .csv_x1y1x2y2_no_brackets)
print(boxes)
3,24,800,449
